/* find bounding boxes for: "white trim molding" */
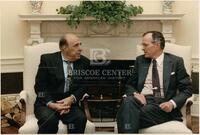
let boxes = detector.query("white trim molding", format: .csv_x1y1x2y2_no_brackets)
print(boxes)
19,14,184,21
19,14,184,45
191,57,199,73
1,57,24,73
191,94,199,117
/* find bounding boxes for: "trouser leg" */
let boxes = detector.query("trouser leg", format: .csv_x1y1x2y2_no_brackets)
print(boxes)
116,96,141,133
139,102,172,129
116,96,173,133
34,106,59,134
60,106,87,134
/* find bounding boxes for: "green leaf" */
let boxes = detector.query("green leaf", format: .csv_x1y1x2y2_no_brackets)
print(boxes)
56,1,143,28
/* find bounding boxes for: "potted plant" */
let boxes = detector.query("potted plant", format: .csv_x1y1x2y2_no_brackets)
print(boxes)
56,1,143,28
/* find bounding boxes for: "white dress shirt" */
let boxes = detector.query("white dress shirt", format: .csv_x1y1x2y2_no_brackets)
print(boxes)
141,53,176,108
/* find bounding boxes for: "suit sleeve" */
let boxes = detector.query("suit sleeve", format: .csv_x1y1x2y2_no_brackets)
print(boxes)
34,55,54,105
125,57,139,96
71,57,90,102
172,57,192,109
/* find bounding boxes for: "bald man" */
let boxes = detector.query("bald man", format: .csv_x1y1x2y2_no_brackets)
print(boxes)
34,34,89,133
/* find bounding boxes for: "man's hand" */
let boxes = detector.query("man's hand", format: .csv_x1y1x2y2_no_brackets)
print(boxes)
47,102,70,112
56,96,75,115
56,96,74,107
59,109,70,115
133,92,147,106
159,101,174,112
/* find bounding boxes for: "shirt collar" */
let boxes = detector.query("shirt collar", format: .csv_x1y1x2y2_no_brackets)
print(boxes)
61,52,69,62
154,52,164,66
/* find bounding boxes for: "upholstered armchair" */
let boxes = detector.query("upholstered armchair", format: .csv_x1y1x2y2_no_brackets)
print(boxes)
18,42,95,134
114,43,193,133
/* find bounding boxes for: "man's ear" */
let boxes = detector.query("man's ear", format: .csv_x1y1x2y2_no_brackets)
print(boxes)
60,45,67,51
155,42,161,48
59,46,63,51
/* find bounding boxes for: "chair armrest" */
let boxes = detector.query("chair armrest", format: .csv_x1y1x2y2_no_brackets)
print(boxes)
185,96,194,105
81,93,92,122
19,90,28,103
19,90,28,113
185,96,194,130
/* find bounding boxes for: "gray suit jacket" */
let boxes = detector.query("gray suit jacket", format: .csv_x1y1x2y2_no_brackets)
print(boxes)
125,52,192,119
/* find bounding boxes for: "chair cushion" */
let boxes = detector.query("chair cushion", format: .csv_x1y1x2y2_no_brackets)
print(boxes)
18,115,38,134
18,115,67,134
84,120,96,133
139,121,192,133
18,115,95,134
114,121,192,134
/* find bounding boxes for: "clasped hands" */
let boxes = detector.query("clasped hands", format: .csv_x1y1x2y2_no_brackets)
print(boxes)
133,92,174,112
48,96,74,115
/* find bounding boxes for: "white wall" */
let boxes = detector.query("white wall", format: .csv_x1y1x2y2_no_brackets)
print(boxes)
174,1,199,59
0,0,199,72
1,2,29,58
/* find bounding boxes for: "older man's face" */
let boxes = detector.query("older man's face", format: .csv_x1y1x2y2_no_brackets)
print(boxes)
141,33,161,59
63,35,82,61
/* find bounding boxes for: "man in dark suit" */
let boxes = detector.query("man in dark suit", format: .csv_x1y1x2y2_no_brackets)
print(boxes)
117,31,192,133
34,34,89,133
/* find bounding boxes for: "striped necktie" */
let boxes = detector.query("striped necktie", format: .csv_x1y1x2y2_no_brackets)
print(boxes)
152,59,161,100
64,61,73,92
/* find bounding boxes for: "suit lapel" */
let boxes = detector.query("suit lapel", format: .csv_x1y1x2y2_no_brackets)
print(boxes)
73,60,80,71
163,53,173,94
55,52,65,80
73,57,84,71
140,58,151,87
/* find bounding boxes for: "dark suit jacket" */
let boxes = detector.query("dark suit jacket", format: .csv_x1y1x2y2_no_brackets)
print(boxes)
34,51,90,107
125,53,192,119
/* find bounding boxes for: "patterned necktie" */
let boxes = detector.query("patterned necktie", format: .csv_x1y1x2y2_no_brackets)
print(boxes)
64,61,73,92
152,59,161,100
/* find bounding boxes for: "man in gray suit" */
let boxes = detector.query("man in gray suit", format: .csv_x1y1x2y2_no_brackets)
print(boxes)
117,31,192,133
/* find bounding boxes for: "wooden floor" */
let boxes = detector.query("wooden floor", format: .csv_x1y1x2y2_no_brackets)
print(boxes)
1,116,199,134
